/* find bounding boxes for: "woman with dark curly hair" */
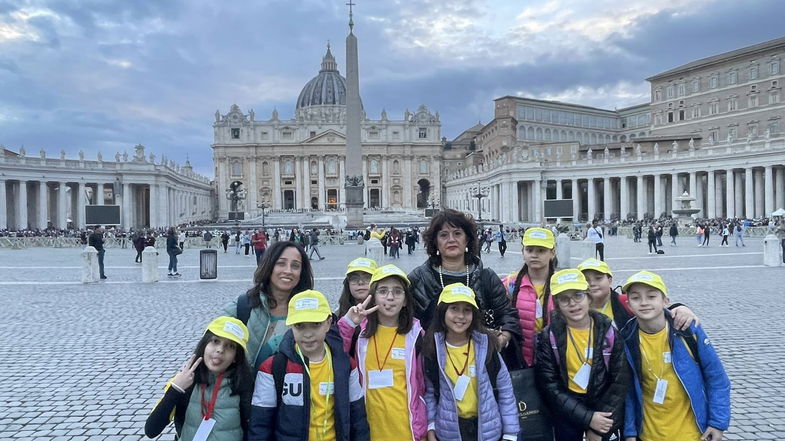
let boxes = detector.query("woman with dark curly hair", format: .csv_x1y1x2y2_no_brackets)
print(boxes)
407,209,521,363
221,240,314,370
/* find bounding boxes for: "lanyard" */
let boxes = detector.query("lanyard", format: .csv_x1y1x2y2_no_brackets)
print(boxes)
199,372,225,420
567,320,594,364
296,344,333,441
447,339,472,376
372,331,399,371
639,324,668,380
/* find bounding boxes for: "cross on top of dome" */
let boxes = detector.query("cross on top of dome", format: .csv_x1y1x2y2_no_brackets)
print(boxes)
321,42,337,72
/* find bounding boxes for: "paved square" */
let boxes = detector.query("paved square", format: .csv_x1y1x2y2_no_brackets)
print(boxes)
1,236,783,440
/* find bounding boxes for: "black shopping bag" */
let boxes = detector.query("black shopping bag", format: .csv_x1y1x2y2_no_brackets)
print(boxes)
509,367,554,441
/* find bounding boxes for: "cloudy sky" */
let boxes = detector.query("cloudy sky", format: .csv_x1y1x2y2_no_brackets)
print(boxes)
1,0,784,177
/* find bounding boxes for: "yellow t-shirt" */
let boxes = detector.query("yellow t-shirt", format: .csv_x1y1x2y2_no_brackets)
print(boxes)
445,341,478,418
534,284,546,332
639,326,702,441
365,325,412,441
565,326,593,394
597,300,615,321
370,230,385,240
308,348,336,441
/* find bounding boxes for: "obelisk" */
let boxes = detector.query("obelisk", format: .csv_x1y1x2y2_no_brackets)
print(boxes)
344,1,364,228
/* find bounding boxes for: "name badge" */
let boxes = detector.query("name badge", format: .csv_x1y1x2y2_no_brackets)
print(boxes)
453,375,471,401
535,301,543,319
663,352,671,363
319,381,334,396
572,363,591,390
653,379,668,404
368,369,394,389
192,418,216,441
391,348,406,360
468,365,476,378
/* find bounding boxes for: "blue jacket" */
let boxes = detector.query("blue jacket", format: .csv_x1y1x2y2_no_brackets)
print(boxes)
424,331,520,441
248,328,370,441
620,311,731,438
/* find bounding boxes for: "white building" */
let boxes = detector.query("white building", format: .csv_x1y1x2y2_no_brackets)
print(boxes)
211,46,443,221
0,144,213,230
446,36,785,223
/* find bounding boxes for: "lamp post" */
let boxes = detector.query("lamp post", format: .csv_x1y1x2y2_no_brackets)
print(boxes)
257,198,270,227
471,184,490,222
428,196,440,210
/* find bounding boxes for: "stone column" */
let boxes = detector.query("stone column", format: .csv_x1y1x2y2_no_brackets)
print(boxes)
293,157,302,209
16,180,28,230
512,180,520,223
636,176,645,220
38,181,48,229
58,182,68,229
273,159,282,209
620,176,629,221
689,172,698,215
653,174,662,219
217,159,228,217
735,171,744,219
776,166,785,210
0,180,6,229
707,170,716,218
77,182,86,229
587,178,596,221
670,173,679,216
756,168,766,217
745,168,754,219
571,179,580,222
248,157,258,213
338,158,346,209
499,181,509,222
96,183,104,205
381,158,389,208
555,179,563,199
123,183,132,229
695,173,704,218
725,170,735,219
603,176,611,222
148,183,158,227
318,156,325,210
304,158,312,209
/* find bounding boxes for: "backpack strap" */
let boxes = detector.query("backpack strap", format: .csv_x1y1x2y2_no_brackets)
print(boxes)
236,294,251,325
679,330,702,366
601,326,615,371
424,355,441,401
549,329,561,367
487,349,501,401
272,352,288,401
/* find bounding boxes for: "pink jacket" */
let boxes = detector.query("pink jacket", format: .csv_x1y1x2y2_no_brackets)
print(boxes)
502,272,555,367
338,316,428,441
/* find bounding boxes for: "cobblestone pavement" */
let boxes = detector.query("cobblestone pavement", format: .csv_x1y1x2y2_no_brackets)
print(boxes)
1,236,783,440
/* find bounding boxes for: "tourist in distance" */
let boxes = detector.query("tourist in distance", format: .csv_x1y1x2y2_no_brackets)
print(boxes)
221,230,231,252
535,269,629,441
586,220,605,261
502,227,558,367
222,241,314,370
336,257,378,316
408,209,520,361
720,223,730,247
620,271,731,441
339,265,428,441
252,229,267,263
669,222,679,246
165,227,181,277
88,225,107,280
422,283,519,441
145,316,253,441
646,225,659,255
695,224,704,246
495,224,508,257
734,222,746,247
248,290,370,441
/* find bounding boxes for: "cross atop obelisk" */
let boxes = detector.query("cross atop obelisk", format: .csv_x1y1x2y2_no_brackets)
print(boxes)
344,0,364,228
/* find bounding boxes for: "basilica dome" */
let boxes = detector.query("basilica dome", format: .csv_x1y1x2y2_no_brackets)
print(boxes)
296,46,347,109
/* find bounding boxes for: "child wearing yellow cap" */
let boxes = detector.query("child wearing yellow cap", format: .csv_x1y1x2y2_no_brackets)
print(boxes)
336,257,378,317
534,270,629,441
620,271,730,441
338,264,428,441
249,290,370,441
145,316,254,441
502,226,558,367
422,283,519,441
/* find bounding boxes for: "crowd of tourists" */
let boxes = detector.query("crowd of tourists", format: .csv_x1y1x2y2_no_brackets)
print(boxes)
143,208,738,441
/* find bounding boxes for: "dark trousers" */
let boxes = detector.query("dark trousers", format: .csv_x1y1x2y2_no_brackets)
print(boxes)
458,417,478,441
244,244,250,255
222,241,229,252
97,250,105,277
135,249,143,262
595,242,605,261
702,234,710,246
648,239,658,253
721,235,728,246
782,239,785,263
498,240,507,256
255,248,265,264
168,254,178,273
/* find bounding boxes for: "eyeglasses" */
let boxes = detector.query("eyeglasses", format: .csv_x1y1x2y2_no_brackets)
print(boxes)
556,291,588,306
348,275,371,285
376,287,406,298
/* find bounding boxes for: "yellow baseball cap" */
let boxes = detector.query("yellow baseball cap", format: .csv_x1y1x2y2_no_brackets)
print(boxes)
206,316,249,353
622,271,668,296
550,269,589,296
577,258,613,276
437,283,478,309
522,227,555,249
346,257,378,275
286,290,332,325
370,264,410,286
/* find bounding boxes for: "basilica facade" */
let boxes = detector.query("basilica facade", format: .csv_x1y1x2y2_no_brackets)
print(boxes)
211,47,442,221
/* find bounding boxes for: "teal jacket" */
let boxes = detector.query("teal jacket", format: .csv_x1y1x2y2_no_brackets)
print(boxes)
223,294,273,370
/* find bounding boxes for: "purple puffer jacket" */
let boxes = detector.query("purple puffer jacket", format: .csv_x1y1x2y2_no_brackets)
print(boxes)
424,331,519,441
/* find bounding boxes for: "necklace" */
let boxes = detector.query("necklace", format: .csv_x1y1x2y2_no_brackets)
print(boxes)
439,264,470,288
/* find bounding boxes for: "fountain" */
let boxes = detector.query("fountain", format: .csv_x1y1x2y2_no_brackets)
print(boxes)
672,191,701,224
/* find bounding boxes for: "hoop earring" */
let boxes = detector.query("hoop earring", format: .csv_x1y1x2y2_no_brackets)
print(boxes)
436,250,440,256
465,247,469,252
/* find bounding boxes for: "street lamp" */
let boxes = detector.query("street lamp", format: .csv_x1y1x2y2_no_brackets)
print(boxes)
257,198,270,227
471,184,490,222
428,196,440,210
